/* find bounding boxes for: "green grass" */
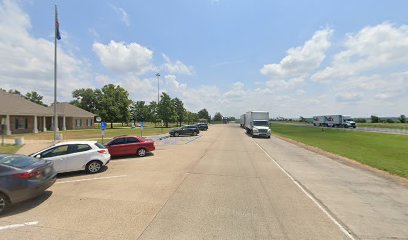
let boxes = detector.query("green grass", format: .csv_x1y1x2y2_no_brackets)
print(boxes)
356,123,408,130
4,127,173,141
270,124,408,178
0,144,22,154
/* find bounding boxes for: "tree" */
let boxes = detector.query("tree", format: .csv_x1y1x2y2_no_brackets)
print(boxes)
8,89,22,96
174,98,186,126
399,115,406,123
146,101,158,123
97,84,131,128
185,111,199,124
213,112,223,121
158,92,175,128
130,101,149,124
25,91,46,106
198,108,210,122
70,88,99,113
371,115,379,123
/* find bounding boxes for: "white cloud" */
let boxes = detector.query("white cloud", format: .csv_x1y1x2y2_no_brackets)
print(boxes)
162,54,194,75
265,76,305,90
164,74,187,90
261,28,333,78
0,0,93,104
312,23,408,83
223,82,247,101
110,5,130,27
93,40,155,75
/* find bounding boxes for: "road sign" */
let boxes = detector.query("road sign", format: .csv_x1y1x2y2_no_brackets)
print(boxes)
100,122,107,130
101,130,105,136
96,117,101,122
140,122,145,130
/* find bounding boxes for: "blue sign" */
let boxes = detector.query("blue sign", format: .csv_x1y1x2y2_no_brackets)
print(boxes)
140,122,145,130
100,122,107,130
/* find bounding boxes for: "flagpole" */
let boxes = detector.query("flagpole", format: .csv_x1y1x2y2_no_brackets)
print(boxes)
53,3,58,142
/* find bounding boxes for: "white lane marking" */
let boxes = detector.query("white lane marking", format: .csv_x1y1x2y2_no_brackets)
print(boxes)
0,221,38,231
56,175,127,184
253,140,356,240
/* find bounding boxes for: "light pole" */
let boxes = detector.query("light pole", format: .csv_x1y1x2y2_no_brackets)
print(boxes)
156,73,160,130
156,73,160,104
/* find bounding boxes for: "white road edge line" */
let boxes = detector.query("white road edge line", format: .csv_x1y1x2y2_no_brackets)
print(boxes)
0,221,39,231
56,175,128,184
253,140,356,240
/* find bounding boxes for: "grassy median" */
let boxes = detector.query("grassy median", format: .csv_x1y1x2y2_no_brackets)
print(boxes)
0,144,22,154
270,124,408,178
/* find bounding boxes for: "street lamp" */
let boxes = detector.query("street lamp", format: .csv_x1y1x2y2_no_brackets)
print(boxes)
156,73,160,104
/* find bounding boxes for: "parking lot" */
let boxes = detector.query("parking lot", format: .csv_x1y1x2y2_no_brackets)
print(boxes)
0,130,213,239
1,124,407,239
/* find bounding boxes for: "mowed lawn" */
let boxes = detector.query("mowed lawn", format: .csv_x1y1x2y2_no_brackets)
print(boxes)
270,124,408,178
357,123,408,130
0,144,22,154
4,127,171,141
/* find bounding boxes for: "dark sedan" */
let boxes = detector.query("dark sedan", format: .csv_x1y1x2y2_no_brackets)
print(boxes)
195,123,208,131
169,125,200,137
0,154,57,214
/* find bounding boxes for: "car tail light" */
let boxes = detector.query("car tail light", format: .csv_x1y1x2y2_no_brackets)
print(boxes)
98,149,108,154
16,170,41,179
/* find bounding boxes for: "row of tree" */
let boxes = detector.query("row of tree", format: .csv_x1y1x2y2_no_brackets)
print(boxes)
71,84,212,128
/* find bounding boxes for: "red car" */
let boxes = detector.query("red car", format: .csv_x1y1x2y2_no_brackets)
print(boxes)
105,136,155,157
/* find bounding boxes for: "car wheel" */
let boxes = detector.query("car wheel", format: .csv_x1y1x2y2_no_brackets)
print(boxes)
137,148,146,157
86,161,102,174
0,192,10,215
175,132,180,137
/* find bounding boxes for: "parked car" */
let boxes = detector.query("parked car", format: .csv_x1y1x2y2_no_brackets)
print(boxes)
169,125,200,137
195,123,208,131
30,141,110,174
0,154,57,214
105,136,155,157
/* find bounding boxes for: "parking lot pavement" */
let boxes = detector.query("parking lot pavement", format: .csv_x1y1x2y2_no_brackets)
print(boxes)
0,131,213,239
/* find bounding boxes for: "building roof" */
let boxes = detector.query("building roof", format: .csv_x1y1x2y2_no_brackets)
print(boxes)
0,90,53,116
50,102,94,117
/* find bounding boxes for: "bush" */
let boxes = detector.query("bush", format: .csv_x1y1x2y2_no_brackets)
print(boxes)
355,118,367,123
371,115,379,123
386,118,395,123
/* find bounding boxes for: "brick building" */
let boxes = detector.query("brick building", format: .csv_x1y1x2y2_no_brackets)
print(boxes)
0,90,94,135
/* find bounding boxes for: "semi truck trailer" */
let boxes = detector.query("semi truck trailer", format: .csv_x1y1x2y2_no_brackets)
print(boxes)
313,115,356,128
244,111,271,138
240,114,245,128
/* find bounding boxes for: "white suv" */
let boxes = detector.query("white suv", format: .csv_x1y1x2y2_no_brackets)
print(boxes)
31,141,111,174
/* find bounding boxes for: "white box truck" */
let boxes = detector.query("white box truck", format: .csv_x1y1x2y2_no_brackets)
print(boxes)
313,115,356,128
240,114,245,128
244,111,271,138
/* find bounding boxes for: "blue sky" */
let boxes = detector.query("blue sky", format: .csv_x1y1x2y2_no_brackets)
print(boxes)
1,0,408,118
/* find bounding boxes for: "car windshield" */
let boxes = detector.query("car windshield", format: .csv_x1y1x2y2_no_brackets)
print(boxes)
253,121,269,126
0,155,39,169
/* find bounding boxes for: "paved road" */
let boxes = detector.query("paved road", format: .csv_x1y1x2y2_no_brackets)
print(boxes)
1,124,407,239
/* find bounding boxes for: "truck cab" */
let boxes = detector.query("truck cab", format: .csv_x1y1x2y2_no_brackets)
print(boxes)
251,120,271,138
343,117,356,128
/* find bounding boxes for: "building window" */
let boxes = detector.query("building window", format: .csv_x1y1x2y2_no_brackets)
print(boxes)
75,119,82,127
15,117,28,129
